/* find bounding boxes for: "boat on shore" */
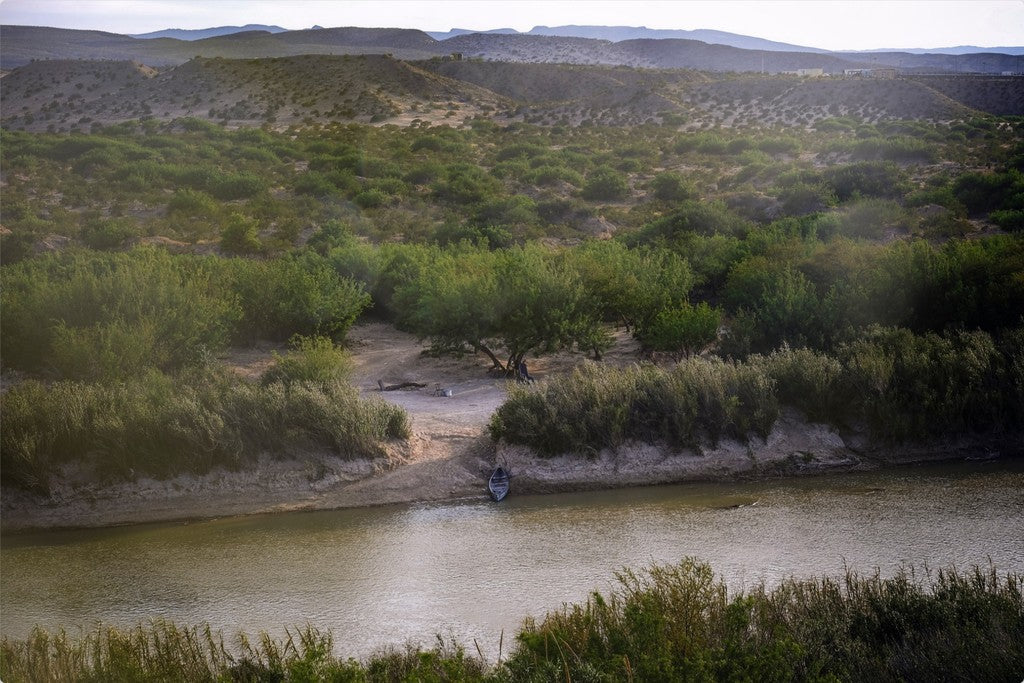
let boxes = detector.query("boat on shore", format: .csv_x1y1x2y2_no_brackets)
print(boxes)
488,466,510,502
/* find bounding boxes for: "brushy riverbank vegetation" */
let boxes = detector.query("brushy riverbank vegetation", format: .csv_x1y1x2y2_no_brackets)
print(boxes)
2,560,1021,681
0,246,408,492
2,77,1023,490
1,367,410,493
490,326,1024,454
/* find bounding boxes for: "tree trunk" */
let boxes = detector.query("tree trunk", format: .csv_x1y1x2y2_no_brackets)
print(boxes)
477,343,505,371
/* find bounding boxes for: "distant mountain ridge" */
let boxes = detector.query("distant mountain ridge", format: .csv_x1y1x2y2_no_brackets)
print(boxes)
130,24,288,40
524,25,830,53
0,23,1020,74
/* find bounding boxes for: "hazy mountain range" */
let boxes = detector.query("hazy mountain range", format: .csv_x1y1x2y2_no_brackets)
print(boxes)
131,23,1024,56
1,23,1021,73
130,24,288,40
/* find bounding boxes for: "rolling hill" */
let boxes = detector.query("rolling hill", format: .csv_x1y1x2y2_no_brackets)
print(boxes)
4,50,1018,135
0,24,1019,74
0,55,507,131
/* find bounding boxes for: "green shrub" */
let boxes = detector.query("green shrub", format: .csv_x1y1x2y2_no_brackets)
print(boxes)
219,213,262,254
353,188,389,209
1,248,239,377
0,368,409,491
839,326,1013,440
582,166,630,201
752,345,846,424
505,561,1024,683
649,171,695,202
293,171,337,196
638,302,721,359
3,563,1019,682
225,253,371,342
490,359,778,455
167,188,219,217
80,217,138,249
261,335,352,386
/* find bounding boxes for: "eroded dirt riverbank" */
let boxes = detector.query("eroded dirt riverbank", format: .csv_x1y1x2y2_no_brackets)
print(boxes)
2,323,1017,532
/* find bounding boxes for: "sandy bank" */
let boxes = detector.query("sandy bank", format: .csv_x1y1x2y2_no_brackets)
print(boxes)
5,407,1017,533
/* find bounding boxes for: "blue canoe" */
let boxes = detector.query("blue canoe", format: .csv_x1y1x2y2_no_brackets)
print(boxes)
488,466,510,502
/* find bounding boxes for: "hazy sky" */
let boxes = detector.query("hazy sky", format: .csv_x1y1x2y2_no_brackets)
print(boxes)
1,0,1022,51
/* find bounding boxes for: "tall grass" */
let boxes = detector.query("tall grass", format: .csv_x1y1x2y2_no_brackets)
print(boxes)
489,359,778,456
2,562,1020,682
491,326,1024,456
504,560,1024,682
0,368,409,493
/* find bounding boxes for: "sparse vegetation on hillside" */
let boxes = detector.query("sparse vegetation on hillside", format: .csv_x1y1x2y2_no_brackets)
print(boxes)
1,51,1022,488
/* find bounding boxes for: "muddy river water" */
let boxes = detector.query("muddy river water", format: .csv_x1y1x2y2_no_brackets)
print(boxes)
2,460,1022,657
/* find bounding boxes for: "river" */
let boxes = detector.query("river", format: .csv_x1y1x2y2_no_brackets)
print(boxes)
2,461,1022,657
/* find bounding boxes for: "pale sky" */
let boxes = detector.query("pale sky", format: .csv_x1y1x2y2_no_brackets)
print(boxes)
0,0,1021,51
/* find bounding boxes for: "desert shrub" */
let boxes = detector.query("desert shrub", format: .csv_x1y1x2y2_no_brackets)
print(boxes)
834,198,912,238
167,188,219,217
209,172,267,200
471,195,539,229
850,136,937,163
225,253,371,342
823,161,908,201
293,171,337,196
953,169,1024,216
79,217,138,250
778,182,836,216
0,368,408,491
260,335,352,387
582,166,630,201
431,163,501,204
495,142,548,161
839,326,1016,440
757,136,801,155
490,359,778,455
433,222,514,249
353,188,389,209
695,134,729,155
529,164,583,187
403,161,445,185
219,213,262,255
649,171,695,202
991,208,1024,231
631,200,752,243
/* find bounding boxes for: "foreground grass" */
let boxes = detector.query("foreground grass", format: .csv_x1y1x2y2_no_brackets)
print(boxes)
2,561,1021,682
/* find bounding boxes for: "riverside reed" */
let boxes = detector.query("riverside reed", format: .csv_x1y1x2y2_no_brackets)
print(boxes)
490,326,1024,455
1,361,409,493
2,561,1021,682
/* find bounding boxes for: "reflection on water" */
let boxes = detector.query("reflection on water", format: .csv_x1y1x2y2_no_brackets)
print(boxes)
2,461,1022,656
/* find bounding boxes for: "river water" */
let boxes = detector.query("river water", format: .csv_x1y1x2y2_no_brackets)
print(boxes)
2,461,1022,657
